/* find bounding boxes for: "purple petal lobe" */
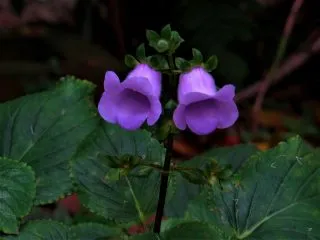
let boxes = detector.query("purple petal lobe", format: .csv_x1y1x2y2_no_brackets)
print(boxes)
213,101,239,129
173,105,187,130
147,98,162,125
122,77,152,97
214,84,235,102
98,92,117,123
116,89,150,130
127,64,161,97
179,92,213,105
178,67,216,104
104,71,123,94
185,100,218,135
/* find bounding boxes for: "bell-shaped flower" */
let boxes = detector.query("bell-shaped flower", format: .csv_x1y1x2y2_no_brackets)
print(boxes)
98,64,162,130
173,67,238,135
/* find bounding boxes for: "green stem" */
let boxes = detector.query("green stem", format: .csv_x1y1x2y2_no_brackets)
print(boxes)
125,176,145,225
153,133,174,233
168,53,175,75
153,52,176,234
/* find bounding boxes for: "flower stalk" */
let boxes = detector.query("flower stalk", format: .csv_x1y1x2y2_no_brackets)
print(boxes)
153,52,176,234
153,133,174,233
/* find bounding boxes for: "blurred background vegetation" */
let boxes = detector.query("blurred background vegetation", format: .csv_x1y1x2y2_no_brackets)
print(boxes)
0,0,319,155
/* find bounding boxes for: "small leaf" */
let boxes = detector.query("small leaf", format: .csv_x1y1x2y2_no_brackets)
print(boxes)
0,158,36,234
177,168,207,185
175,57,191,71
136,44,146,62
70,222,123,240
2,220,69,240
156,39,170,53
146,30,160,46
125,54,139,68
170,31,184,52
192,48,203,63
148,55,169,70
161,24,172,40
204,55,218,72
104,168,121,182
164,100,177,110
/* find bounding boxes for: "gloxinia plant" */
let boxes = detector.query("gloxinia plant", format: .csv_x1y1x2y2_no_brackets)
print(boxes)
0,24,318,240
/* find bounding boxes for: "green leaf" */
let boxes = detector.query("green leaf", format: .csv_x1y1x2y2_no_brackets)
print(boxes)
155,39,170,53
136,44,146,62
160,24,172,40
0,158,35,234
0,77,99,204
166,144,256,218
146,30,160,47
2,220,69,239
187,136,320,239
72,122,166,223
175,57,191,71
170,31,184,52
204,55,218,72
163,221,226,239
70,223,123,240
148,55,169,70
125,54,139,68
130,232,160,240
182,144,257,174
176,168,207,185
165,174,203,218
191,48,203,63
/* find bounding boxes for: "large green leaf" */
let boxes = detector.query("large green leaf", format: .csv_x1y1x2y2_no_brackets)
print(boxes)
129,221,226,240
130,232,160,240
0,77,99,204
187,136,320,239
165,144,257,217
0,158,35,234
162,221,226,240
70,222,123,239
72,122,166,223
1,220,69,240
181,143,257,173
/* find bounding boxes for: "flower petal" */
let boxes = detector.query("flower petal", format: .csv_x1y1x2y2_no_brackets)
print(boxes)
98,92,117,124
214,84,236,102
116,89,150,130
173,104,187,130
185,99,218,135
147,98,162,125
122,76,152,97
104,71,123,94
179,92,213,105
127,64,161,97
178,67,216,104
214,101,239,129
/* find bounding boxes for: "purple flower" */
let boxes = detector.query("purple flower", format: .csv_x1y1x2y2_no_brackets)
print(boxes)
98,64,162,130
173,67,238,135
